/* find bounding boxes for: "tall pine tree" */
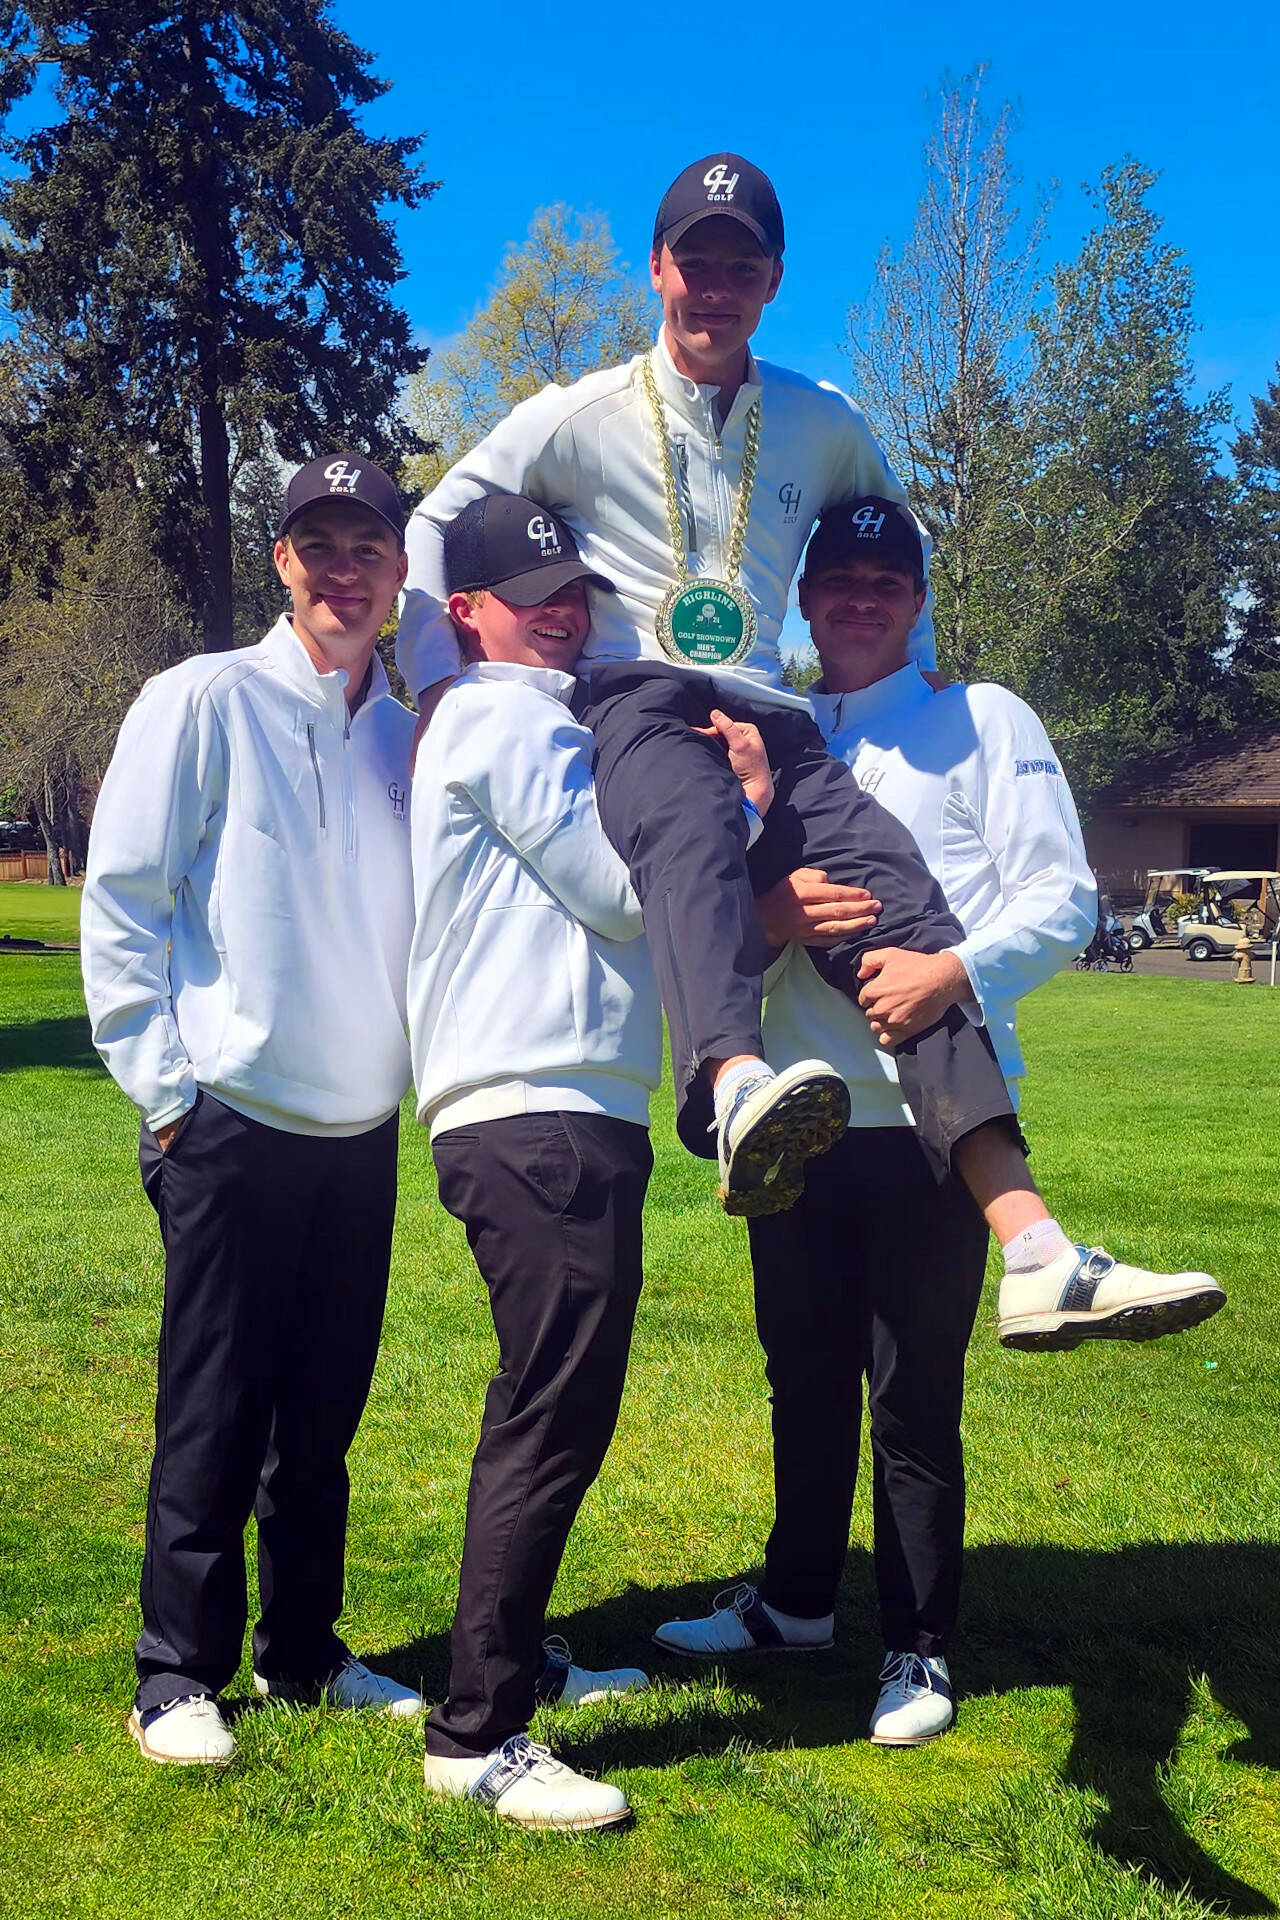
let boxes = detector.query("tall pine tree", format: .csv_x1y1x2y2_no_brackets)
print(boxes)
0,2,433,649
1232,367,1280,711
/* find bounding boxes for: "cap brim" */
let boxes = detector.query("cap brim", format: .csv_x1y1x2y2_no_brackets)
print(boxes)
277,497,405,543
659,207,773,252
485,560,617,606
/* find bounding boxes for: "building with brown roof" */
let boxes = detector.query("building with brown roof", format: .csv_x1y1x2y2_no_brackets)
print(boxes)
1085,723,1280,898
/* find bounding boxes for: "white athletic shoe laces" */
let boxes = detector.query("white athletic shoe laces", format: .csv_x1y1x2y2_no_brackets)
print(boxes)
997,1244,1226,1353
128,1694,236,1766
715,1059,850,1217
652,1583,833,1658
423,1733,632,1831
253,1654,425,1716
869,1652,954,1746
536,1635,649,1707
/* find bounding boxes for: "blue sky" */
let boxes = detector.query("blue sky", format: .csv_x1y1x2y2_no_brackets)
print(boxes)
336,0,1279,433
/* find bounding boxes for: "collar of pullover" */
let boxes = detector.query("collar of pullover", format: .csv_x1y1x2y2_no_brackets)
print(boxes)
809,661,934,743
264,615,391,724
462,659,576,707
649,329,763,437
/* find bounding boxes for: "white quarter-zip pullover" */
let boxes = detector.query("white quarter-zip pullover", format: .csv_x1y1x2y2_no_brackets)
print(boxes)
408,661,662,1140
762,664,1097,1122
82,617,416,1135
397,334,935,708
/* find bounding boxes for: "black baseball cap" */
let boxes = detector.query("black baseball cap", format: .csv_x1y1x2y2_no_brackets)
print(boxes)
803,497,926,580
277,454,406,543
443,493,616,605
653,154,785,256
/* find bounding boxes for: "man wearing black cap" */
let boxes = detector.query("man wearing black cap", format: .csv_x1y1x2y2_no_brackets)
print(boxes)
82,454,426,1766
396,153,1027,1227
407,491,775,1828
653,499,1225,1736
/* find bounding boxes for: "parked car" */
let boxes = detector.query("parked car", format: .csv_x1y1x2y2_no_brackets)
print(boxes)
1178,871,1280,962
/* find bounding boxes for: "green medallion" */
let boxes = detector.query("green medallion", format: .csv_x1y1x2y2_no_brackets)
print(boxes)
656,579,757,669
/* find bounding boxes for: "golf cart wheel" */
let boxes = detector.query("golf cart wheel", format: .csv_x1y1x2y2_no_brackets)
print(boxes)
1186,937,1215,963
1127,928,1150,950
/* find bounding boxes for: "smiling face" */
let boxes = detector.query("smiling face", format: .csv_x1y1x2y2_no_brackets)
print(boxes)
649,216,783,384
448,578,591,672
274,502,407,677
799,558,927,693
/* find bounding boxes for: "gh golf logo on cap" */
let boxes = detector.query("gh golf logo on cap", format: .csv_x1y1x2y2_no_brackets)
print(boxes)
704,163,739,203
527,514,562,557
850,505,886,539
324,460,361,495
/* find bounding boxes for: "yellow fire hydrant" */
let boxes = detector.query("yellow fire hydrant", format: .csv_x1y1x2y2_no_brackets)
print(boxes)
1234,933,1255,984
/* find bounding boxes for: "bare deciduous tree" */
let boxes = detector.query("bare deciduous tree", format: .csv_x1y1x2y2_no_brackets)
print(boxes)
845,66,1048,674
0,492,196,880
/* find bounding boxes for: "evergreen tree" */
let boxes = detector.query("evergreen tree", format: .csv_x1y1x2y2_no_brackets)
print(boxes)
0,2,432,648
985,163,1242,796
1232,367,1280,710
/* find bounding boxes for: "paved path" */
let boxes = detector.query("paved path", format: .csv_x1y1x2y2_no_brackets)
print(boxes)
1098,942,1280,985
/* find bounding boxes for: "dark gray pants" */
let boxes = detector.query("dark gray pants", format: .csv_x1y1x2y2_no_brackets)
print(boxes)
134,1090,397,1710
574,663,1015,1173
426,1112,652,1759
750,1126,988,1654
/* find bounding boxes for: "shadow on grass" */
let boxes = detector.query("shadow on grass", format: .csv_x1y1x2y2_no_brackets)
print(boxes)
0,1014,105,1074
381,1539,1279,1915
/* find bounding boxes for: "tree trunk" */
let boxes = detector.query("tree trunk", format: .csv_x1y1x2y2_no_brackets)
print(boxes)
198,390,235,651
181,14,236,654
31,796,66,886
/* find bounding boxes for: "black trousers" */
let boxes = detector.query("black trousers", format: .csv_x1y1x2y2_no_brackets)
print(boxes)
574,663,1015,1172
748,1126,988,1655
426,1112,652,1759
133,1090,398,1711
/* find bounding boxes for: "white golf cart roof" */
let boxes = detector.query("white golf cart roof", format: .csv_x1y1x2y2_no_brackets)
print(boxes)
1201,870,1280,884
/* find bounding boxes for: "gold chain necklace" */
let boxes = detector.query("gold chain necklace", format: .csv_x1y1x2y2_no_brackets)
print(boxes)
640,354,762,669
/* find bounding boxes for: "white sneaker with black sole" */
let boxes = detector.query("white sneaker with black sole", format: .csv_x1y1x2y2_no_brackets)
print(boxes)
423,1734,632,1831
869,1652,954,1746
998,1246,1226,1352
535,1635,649,1708
253,1653,425,1716
652,1583,833,1658
127,1694,236,1765
716,1060,850,1217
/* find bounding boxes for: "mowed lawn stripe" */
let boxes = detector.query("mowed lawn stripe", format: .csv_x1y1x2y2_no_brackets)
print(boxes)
1,951,1277,1919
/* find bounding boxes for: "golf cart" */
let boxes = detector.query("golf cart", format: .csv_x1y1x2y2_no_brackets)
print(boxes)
1127,869,1209,950
1178,871,1280,963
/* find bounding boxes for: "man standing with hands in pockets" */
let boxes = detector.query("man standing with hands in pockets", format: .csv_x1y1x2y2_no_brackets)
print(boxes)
82,456,426,1766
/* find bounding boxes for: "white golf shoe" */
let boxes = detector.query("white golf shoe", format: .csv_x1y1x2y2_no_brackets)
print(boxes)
716,1060,850,1217
423,1733,632,1831
998,1245,1226,1353
253,1654,425,1716
869,1652,954,1746
536,1635,649,1708
652,1583,833,1658
127,1694,236,1766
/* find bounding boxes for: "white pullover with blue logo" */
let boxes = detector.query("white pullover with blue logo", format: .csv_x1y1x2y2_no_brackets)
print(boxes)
82,617,416,1136
762,664,1097,1122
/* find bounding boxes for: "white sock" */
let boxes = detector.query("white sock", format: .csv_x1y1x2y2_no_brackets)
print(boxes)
761,1600,834,1646
712,1058,773,1126
1001,1217,1073,1275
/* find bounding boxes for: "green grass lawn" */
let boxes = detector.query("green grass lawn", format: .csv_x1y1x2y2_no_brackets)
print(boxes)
2,956,1278,1919
0,877,83,947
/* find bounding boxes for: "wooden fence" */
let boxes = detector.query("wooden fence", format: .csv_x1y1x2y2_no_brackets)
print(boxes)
0,851,56,882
